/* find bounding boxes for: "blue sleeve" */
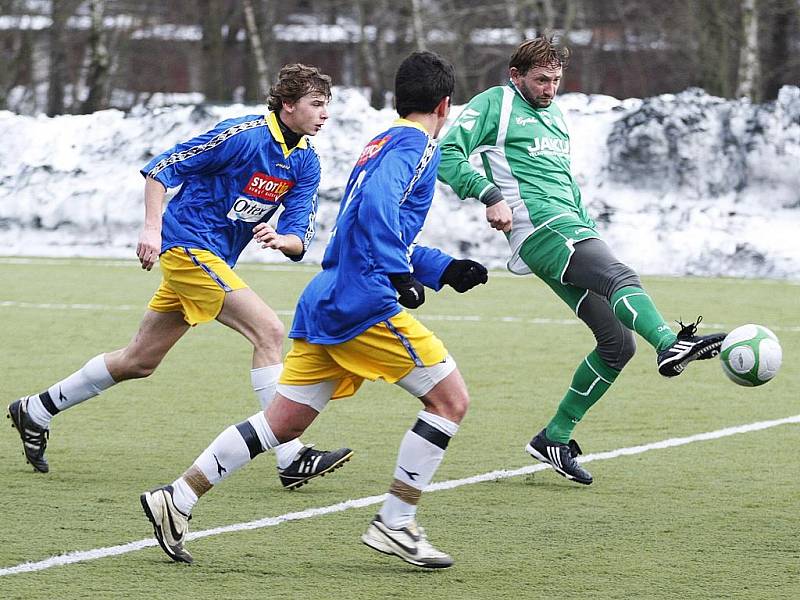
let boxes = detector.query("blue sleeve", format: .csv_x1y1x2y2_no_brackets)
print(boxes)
410,245,453,291
140,118,253,189
356,146,418,275
275,152,321,262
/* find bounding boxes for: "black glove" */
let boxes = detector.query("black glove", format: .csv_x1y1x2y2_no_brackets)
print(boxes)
388,273,426,308
440,259,488,293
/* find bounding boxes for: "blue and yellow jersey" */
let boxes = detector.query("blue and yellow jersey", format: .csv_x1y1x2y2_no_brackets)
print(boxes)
290,119,453,344
141,112,320,267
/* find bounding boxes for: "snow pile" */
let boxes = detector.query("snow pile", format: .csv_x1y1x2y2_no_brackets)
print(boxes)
1,85,799,278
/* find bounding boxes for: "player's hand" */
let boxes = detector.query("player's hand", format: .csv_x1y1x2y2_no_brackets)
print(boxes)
486,200,512,232
388,273,425,309
136,227,161,271
253,223,286,251
441,259,488,293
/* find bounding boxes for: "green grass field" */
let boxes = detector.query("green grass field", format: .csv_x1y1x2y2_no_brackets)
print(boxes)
1,257,798,599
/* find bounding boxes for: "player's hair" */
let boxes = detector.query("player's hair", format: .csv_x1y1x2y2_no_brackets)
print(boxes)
509,35,570,74
267,63,332,112
394,51,455,118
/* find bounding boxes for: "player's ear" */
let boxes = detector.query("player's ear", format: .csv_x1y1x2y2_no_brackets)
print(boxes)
435,96,450,118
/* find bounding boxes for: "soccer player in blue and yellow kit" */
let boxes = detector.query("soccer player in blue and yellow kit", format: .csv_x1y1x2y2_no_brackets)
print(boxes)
8,64,352,489
140,51,489,568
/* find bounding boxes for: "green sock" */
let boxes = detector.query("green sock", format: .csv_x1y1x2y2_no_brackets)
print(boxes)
545,351,620,443
610,286,676,352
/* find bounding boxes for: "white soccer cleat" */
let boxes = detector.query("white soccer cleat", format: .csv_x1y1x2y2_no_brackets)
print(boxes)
361,514,454,569
140,485,193,564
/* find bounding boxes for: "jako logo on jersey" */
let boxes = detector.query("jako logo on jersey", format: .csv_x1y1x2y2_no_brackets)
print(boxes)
227,196,273,222
527,137,570,157
243,172,294,202
455,108,481,131
274,162,291,170
356,136,391,166
516,116,538,126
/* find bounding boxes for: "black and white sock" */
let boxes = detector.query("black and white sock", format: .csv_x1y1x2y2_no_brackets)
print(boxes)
25,354,116,428
379,410,459,529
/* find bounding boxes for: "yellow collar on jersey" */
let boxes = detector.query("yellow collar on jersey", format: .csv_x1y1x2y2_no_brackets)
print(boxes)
266,111,308,158
393,118,430,135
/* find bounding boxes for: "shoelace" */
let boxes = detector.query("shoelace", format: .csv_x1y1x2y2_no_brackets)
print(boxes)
675,315,703,339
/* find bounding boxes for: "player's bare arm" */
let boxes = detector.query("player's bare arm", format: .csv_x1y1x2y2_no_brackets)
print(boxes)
252,223,303,256
137,176,166,270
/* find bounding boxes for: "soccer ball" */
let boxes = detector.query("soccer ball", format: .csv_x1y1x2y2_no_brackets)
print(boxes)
720,324,782,387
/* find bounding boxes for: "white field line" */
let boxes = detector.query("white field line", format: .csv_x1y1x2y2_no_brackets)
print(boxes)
2,257,800,285
2,299,799,334
1,413,798,577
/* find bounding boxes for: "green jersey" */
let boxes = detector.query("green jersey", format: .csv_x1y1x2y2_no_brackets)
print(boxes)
438,82,595,274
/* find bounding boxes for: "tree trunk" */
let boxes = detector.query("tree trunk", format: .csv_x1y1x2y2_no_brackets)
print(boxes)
81,0,111,114
410,0,426,50
46,1,72,116
356,0,389,109
736,0,760,100
243,0,270,101
198,0,226,103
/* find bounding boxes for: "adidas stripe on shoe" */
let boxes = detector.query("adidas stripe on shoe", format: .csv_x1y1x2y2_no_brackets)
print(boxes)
657,316,726,377
278,444,353,490
526,428,593,485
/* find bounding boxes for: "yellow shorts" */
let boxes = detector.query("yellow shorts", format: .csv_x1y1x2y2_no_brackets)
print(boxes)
279,311,448,399
147,247,247,325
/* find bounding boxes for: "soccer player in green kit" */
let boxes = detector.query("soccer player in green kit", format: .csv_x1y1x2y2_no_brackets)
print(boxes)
438,35,726,485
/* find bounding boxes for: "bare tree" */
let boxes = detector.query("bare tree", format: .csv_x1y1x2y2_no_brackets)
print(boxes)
355,0,391,109
410,0,426,50
736,0,760,100
80,0,111,113
243,0,270,100
198,0,227,103
47,0,81,116
760,0,798,99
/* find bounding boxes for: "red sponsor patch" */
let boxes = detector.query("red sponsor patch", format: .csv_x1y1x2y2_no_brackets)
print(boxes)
356,136,391,166
243,172,294,202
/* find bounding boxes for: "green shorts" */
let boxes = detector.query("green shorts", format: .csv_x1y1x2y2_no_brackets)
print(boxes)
518,215,600,311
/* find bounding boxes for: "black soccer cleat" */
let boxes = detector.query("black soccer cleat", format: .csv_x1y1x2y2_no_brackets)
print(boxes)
278,444,353,490
657,316,726,378
526,428,593,485
7,396,50,473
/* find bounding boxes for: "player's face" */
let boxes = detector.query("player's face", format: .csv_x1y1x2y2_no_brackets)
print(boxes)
510,64,562,108
282,91,330,136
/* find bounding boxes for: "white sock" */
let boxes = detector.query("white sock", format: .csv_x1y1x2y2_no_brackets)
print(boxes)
170,476,198,515
26,354,116,428
379,411,458,529
251,363,304,469
194,411,279,486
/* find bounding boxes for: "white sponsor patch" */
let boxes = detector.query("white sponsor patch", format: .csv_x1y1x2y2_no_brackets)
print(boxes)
227,196,271,222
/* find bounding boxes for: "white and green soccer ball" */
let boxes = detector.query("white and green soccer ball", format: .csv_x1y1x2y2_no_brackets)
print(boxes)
720,324,782,387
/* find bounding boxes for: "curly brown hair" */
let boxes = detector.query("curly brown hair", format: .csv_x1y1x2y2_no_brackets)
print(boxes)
266,64,332,112
509,35,570,75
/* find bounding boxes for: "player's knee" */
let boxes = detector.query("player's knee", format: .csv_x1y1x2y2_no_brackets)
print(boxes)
253,317,285,351
432,386,469,422
598,331,637,371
